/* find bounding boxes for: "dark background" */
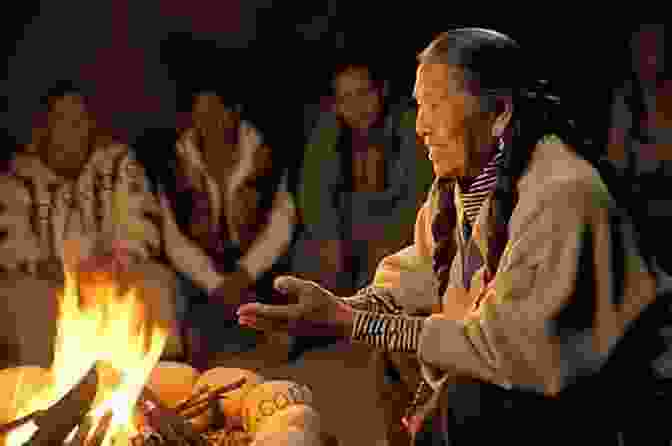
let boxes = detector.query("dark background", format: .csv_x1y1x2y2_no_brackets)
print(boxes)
1,1,641,161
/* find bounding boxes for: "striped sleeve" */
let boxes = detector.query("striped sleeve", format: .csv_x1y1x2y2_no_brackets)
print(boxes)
338,286,425,352
338,286,404,314
350,310,425,353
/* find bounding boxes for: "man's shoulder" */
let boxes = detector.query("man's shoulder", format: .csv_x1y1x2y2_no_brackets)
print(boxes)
518,139,612,220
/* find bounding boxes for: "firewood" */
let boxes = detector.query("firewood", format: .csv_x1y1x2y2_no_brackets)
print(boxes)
0,410,44,435
85,411,113,446
25,364,99,446
69,416,94,446
176,378,246,415
173,386,210,414
138,386,206,446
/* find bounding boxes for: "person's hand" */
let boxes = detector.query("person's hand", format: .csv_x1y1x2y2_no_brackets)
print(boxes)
157,192,219,290
236,276,354,338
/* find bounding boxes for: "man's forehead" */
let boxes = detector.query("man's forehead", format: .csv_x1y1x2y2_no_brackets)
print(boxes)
334,67,372,92
413,63,464,99
50,94,87,115
193,94,227,112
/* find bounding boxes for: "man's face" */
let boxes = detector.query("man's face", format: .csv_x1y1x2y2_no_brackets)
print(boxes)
334,67,383,130
414,63,496,179
46,94,93,172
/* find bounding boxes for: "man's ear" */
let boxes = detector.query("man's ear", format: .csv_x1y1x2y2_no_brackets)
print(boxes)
492,99,513,137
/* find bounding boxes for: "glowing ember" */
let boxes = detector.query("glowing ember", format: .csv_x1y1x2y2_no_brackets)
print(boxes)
6,242,168,446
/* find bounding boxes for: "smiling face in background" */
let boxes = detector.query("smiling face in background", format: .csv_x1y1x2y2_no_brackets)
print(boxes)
45,94,94,177
414,63,500,179
192,93,238,140
334,66,383,131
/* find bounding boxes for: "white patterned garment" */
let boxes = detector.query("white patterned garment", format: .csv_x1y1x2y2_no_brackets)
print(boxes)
0,143,161,277
174,120,296,280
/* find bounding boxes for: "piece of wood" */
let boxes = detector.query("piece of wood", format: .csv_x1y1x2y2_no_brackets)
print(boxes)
0,410,44,435
86,411,113,446
26,364,99,446
176,378,246,414
138,386,207,446
69,416,94,446
175,385,210,413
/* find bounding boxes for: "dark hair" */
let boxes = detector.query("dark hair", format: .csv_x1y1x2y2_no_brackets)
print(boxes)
332,52,387,91
40,79,92,111
422,28,657,295
176,61,245,114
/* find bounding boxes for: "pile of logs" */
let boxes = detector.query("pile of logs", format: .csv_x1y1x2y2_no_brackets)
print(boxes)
0,364,251,446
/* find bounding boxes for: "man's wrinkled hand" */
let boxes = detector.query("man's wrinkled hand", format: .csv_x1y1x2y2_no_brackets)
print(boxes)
236,275,353,338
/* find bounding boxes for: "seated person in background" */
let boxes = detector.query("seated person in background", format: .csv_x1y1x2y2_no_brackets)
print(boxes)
0,81,177,370
291,57,434,445
294,58,433,299
606,24,672,274
159,85,296,371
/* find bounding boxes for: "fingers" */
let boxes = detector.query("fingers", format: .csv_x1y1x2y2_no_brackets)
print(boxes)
237,302,302,321
273,275,315,296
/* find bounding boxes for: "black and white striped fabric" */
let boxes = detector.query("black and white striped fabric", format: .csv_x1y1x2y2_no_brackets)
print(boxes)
459,142,505,226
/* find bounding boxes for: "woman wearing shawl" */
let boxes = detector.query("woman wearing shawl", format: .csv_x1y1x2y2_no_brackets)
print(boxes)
235,28,671,445
158,86,296,370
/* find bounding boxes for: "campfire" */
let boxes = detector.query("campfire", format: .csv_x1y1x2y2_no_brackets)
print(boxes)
2,241,171,446
0,242,326,446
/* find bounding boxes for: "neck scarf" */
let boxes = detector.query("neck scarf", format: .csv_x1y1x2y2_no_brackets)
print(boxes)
459,141,505,226
431,140,509,296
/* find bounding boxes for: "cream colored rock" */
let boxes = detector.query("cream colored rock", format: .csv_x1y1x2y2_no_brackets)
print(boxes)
145,361,200,409
192,367,264,423
256,404,320,436
252,426,322,446
241,381,313,435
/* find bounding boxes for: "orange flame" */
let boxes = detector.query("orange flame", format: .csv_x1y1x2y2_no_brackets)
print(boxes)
6,240,168,446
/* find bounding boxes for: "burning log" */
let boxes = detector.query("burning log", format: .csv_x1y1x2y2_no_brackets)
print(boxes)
24,364,99,446
83,411,113,446
69,416,94,446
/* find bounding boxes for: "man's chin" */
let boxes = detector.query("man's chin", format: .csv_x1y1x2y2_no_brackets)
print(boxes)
432,162,463,180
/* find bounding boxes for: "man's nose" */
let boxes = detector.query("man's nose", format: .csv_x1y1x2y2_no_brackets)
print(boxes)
416,110,430,139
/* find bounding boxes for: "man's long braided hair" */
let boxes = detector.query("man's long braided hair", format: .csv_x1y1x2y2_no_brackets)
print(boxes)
421,29,586,296
409,28,662,432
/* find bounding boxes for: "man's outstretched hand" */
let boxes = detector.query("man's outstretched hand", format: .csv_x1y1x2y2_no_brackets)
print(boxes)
237,276,354,338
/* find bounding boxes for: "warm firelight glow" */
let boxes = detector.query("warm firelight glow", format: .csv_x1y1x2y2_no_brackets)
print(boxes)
6,260,167,446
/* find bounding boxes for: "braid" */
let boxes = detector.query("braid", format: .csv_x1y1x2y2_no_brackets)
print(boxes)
431,180,458,298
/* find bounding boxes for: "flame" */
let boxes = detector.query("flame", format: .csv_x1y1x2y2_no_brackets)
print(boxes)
6,247,168,446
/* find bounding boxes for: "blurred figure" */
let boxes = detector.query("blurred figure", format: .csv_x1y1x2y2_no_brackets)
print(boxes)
290,58,433,445
607,24,671,273
160,85,296,371
295,58,433,297
0,81,177,369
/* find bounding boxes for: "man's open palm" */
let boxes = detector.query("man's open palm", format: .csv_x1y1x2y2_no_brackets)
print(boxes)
237,276,351,337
